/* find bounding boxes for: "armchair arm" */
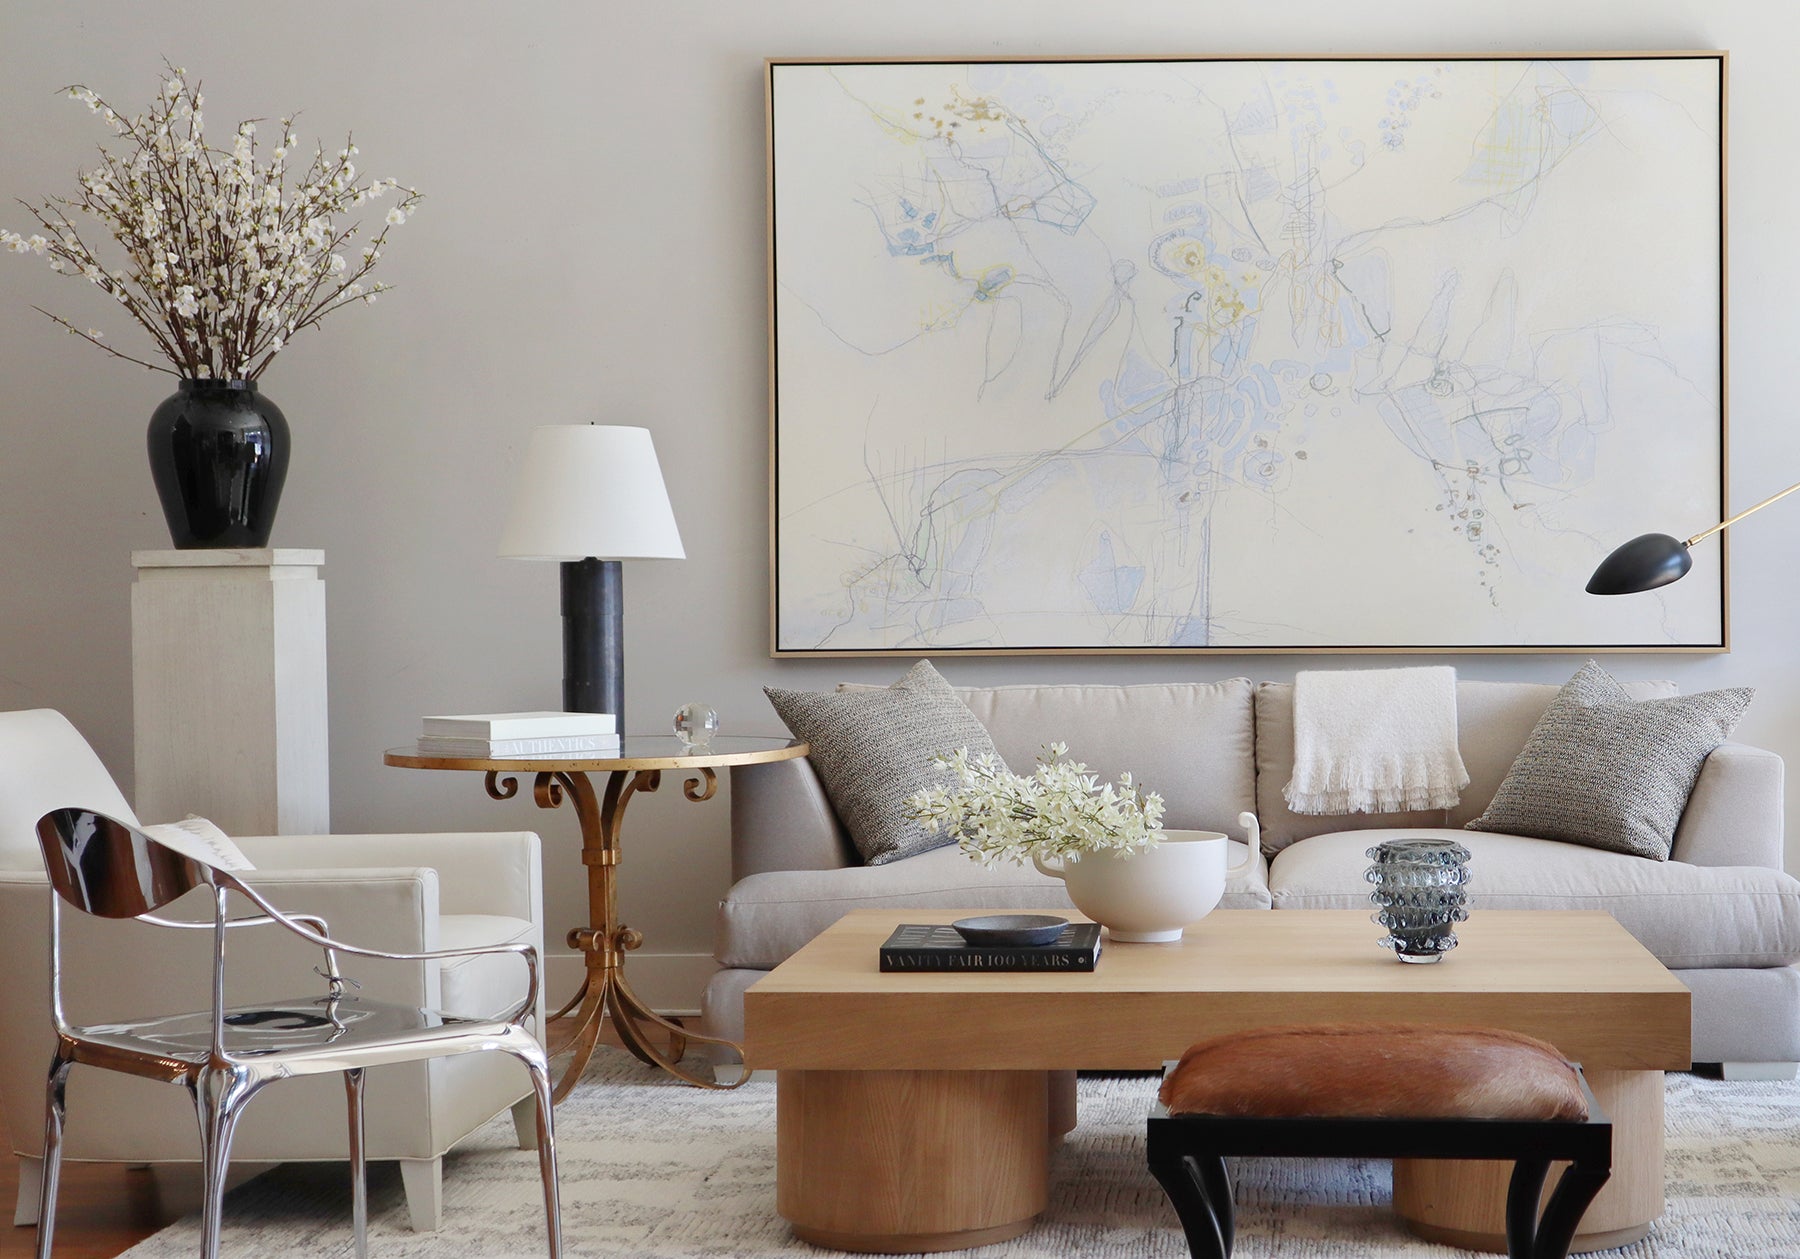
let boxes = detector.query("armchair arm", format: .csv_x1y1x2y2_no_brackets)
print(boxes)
729,759,855,880
232,830,543,921
1671,742,1786,868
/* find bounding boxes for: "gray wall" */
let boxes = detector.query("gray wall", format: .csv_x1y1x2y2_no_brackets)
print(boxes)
2,0,1794,1009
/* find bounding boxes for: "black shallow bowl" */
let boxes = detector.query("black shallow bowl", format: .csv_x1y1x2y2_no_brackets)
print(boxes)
951,914,1069,947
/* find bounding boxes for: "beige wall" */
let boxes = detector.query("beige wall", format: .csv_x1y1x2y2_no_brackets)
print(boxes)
3,0,1796,1010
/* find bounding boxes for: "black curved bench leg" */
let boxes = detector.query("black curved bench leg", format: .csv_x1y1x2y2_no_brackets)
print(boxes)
1505,1158,1551,1259
1197,1155,1234,1255
1531,1159,1612,1259
1149,1149,1230,1259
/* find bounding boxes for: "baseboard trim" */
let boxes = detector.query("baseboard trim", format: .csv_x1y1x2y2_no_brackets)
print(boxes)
545,951,715,1017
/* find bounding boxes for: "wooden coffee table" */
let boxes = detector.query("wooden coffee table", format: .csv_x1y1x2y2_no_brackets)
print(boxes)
743,908,1690,1254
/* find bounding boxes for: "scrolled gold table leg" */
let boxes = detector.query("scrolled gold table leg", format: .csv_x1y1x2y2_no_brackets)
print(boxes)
488,763,748,1093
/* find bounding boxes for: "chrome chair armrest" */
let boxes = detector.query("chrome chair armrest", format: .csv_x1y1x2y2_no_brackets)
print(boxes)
223,874,541,1018
138,910,341,984
139,911,330,934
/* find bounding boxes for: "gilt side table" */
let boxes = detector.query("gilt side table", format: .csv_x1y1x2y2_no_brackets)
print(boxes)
385,735,807,1096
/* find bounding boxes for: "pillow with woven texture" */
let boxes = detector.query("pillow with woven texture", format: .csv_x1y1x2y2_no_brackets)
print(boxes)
1465,660,1752,860
764,660,1005,866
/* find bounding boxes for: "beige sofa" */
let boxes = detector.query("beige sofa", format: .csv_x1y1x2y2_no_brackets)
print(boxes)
703,677,1800,1074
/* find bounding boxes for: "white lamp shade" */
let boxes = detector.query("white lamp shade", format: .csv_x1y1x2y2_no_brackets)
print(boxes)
498,425,686,560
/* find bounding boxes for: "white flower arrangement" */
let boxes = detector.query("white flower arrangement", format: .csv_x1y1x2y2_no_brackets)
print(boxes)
0,64,421,380
907,742,1167,869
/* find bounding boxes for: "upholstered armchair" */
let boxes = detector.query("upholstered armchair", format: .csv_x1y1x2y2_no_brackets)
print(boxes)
0,708,548,1233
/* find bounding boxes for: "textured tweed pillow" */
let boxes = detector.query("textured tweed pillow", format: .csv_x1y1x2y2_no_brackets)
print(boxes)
764,660,1006,866
1465,661,1752,860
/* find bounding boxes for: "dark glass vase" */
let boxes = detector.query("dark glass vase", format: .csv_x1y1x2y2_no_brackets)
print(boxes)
146,379,290,548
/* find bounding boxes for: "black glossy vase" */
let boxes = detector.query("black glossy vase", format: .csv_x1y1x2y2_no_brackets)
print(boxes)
146,379,290,548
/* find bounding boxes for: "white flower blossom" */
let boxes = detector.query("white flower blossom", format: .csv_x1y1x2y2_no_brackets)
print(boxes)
906,744,1167,870
8,67,418,377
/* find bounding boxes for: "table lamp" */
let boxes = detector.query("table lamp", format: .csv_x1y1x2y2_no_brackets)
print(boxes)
499,425,685,726
1586,479,1800,594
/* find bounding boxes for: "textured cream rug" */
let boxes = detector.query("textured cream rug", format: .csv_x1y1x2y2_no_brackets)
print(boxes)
121,1050,1800,1258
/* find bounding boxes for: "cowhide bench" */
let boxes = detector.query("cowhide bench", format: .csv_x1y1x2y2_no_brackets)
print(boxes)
1147,1025,1613,1259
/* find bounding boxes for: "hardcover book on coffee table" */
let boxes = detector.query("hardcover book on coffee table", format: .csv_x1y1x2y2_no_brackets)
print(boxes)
879,922,1102,972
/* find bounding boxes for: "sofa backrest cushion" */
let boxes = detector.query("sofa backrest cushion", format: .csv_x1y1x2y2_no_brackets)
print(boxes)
1254,678,1678,852
953,679,1257,835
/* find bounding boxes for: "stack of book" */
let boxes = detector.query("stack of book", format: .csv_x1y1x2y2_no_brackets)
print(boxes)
878,922,1103,971
417,711,620,757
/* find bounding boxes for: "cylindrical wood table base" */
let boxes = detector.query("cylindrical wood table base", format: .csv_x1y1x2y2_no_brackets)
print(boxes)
776,1068,1052,1253
1394,1069,1663,1254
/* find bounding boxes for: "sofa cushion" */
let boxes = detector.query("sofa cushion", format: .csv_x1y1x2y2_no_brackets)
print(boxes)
1255,678,1679,853
1268,828,1800,969
717,837,1270,970
1466,661,1753,861
954,679,1256,833
765,661,1005,865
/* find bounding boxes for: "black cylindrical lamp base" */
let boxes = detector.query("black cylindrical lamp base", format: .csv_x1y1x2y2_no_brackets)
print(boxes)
561,558,623,724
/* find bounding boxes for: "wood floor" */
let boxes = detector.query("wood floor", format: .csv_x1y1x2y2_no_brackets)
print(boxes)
0,1160,202,1258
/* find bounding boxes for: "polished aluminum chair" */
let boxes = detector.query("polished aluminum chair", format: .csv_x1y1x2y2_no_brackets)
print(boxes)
31,808,562,1259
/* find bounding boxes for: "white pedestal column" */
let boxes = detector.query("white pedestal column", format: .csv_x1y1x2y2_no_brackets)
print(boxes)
131,548,329,834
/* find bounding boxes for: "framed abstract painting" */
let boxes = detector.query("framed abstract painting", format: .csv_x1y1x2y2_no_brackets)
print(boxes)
767,54,1726,654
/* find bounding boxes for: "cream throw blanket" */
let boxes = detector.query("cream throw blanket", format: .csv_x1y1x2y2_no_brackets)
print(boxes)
1282,666,1469,815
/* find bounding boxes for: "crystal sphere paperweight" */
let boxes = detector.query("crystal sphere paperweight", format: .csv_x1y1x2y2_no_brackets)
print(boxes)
672,703,719,749
1364,838,1471,963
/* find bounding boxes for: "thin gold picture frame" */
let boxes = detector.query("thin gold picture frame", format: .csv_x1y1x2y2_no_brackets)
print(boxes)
765,52,1729,658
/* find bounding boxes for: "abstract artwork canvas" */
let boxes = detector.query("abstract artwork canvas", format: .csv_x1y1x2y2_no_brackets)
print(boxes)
768,55,1725,654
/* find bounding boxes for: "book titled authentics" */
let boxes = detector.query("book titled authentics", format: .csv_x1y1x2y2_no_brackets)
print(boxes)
879,922,1102,972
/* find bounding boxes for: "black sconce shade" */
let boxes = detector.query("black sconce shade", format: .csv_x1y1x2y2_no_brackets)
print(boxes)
1585,533,1694,595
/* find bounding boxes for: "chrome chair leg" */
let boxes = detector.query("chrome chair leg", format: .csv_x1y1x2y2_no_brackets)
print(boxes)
345,1067,368,1259
192,1067,255,1259
520,1050,562,1259
33,1055,72,1259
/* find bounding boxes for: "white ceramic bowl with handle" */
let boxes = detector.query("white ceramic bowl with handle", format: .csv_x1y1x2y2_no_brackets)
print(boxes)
1032,812,1260,942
